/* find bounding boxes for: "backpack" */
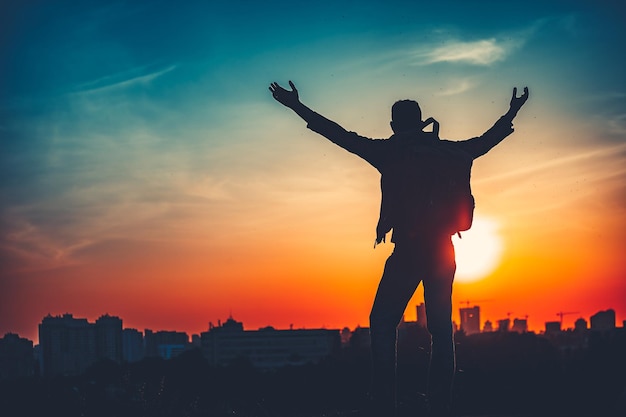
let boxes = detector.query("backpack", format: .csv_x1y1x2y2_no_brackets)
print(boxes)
375,135,475,244
431,144,475,237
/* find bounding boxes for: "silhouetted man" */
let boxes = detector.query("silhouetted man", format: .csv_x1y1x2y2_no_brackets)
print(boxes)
269,80,529,417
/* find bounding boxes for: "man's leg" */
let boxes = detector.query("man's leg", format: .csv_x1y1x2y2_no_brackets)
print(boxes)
369,246,421,416
423,237,456,416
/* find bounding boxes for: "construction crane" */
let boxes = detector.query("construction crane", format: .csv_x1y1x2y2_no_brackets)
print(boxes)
556,311,579,324
460,299,492,308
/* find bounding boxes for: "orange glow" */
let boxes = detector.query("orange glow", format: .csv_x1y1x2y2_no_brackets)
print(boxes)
453,215,503,283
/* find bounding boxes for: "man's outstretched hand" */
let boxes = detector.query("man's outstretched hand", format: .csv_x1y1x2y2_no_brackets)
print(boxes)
509,86,529,117
269,81,300,108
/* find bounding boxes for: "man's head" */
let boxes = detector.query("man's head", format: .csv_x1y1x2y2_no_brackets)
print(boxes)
390,100,423,134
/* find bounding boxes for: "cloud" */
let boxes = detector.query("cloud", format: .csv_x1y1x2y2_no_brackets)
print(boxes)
474,140,626,222
475,142,626,186
406,17,557,67
415,38,509,66
435,78,476,96
606,114,626,136
71,65,177,95
579,92,626,137
0,207,96,272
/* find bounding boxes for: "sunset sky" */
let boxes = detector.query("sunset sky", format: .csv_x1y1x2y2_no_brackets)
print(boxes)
1,0,625,343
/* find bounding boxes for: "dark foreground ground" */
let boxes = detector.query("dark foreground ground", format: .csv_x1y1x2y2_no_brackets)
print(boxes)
1,329,625,417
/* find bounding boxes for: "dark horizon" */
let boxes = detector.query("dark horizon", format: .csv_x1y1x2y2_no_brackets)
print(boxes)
1,318,625,417
3,304,623,347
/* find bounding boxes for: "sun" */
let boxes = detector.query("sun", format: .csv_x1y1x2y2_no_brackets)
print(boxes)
452,215,503,283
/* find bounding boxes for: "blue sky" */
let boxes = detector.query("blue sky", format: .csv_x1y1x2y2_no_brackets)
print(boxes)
1,0,625,339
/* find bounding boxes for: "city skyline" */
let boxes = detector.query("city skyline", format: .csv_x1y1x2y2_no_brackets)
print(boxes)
6,303,622,346
2,1,625,343
3,311,623,417
1,306,620,381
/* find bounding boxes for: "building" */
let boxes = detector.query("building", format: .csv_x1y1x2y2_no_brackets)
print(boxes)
39,314,97,377
201,317,341,368
574,318,588,332
95,314,123,363
0,333,35,380
590,309,615,331
145,329,189,359
497,318,510,332
349,326,371,350
122,328,144,363
511,318,528,333
460,306,480,335
38,313,123,377
545,321,561,335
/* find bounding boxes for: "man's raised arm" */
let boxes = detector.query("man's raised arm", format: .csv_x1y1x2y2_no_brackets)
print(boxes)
269,81,381,163
459,87,530,158
269,80,353,140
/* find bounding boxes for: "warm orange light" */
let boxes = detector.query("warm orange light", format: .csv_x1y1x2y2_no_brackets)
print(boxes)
453,215,503,283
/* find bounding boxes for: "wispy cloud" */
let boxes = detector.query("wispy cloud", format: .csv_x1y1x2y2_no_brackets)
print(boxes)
578,92,626,136
407,17,556,67
1,208,95,272
72,65,177,95
475,142,626,186
435,78,476,96
415,38,510,66
581,91,626,103
607,114,626,136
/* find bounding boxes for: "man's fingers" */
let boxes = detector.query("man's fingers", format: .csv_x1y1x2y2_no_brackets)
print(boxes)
511,86,529,108
288,80,297,92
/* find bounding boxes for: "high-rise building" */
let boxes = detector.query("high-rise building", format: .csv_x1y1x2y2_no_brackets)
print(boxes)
95,314,123,363
0,333,34,380
460,306,480,335
39,314,96,377
122,328,144,363
590,309,615,331
39,313,123,376
497,318,510,332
